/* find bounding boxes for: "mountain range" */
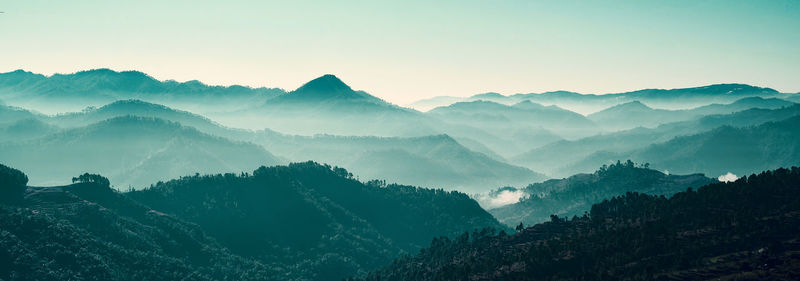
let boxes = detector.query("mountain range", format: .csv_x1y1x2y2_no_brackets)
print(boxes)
0,69,285,114
513,104,800,177
587,97,794,131
2,68,799,193
410,83,790,115
0,116,283,187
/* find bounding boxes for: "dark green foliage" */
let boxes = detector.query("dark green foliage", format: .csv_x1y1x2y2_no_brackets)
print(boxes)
128,161,506,280
358,167,800,281
0,162,505,281
490,161,714,226
72,173,110,188
0,163,27,202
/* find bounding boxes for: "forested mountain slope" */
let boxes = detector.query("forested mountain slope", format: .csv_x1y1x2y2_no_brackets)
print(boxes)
0,162,506,281
358,166,800,281
489,161,714,226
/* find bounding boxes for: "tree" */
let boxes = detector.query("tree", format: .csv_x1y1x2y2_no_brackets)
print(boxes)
0,163,28,201
72,173,110,188
516,222,525,232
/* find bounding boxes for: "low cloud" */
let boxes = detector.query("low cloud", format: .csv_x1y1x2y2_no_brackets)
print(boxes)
718,172,739,182
474,187,529,209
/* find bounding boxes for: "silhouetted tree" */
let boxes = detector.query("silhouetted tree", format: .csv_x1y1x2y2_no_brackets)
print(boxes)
0,163,28,201
72,173,110,188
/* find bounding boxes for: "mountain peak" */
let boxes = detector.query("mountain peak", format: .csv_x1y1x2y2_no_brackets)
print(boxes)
616,100,651,110
294,74,352,94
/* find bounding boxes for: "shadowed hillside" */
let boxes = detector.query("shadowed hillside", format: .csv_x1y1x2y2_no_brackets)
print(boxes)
357,167,800,281
0,162,506,281
489,160,714,226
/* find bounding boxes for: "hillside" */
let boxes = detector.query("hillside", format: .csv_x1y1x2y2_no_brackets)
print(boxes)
428,100,597,141
0,162,506,281
513,104,800,176
567,115,800,178
0,116,282,187
47,99,250,139
251,132,546,193
357,166,800,281
0,118,59,142
489,161,714,226
0,104,44,125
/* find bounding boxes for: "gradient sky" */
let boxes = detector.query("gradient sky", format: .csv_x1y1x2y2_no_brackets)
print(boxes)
1,0,798,104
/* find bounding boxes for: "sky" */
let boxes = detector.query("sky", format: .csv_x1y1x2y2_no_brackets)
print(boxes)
1,0,798,104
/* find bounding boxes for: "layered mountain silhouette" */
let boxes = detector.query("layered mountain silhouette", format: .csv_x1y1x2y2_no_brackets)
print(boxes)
0,118,59,142
0,99,544,192
251,132,545,193
0,69,285,114
408,83,786,115
0,116,283,187
566,115,800,178
211,74,439,136
588,97,795,130
513,104,800,177
427,100,595,154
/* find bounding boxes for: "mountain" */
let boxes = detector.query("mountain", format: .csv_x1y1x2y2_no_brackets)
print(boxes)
489,161,714,226
250,132,546,193
357,167,800,281
0,103,44,125
587,97,795,131
0,166,286,280
588,101,683,130
48,99,250,139
567,115,800,178
1,100,542,192
513,104,800,177
406,96,464,112
0,118,59,142
427,100,595,151
0,69,286,114
271,74,384,104
690,96,794,115
220,74,436,136
0,162,507,281
0,116,282,187
408,83,781,115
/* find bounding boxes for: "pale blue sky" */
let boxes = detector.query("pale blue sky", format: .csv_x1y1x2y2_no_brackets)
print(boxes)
1,0,798,104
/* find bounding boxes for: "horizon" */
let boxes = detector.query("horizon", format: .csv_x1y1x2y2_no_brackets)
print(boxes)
2,67,794,106
2,1,799,104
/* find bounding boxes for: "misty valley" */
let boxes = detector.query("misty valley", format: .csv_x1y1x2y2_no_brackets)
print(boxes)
1,69,800,280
